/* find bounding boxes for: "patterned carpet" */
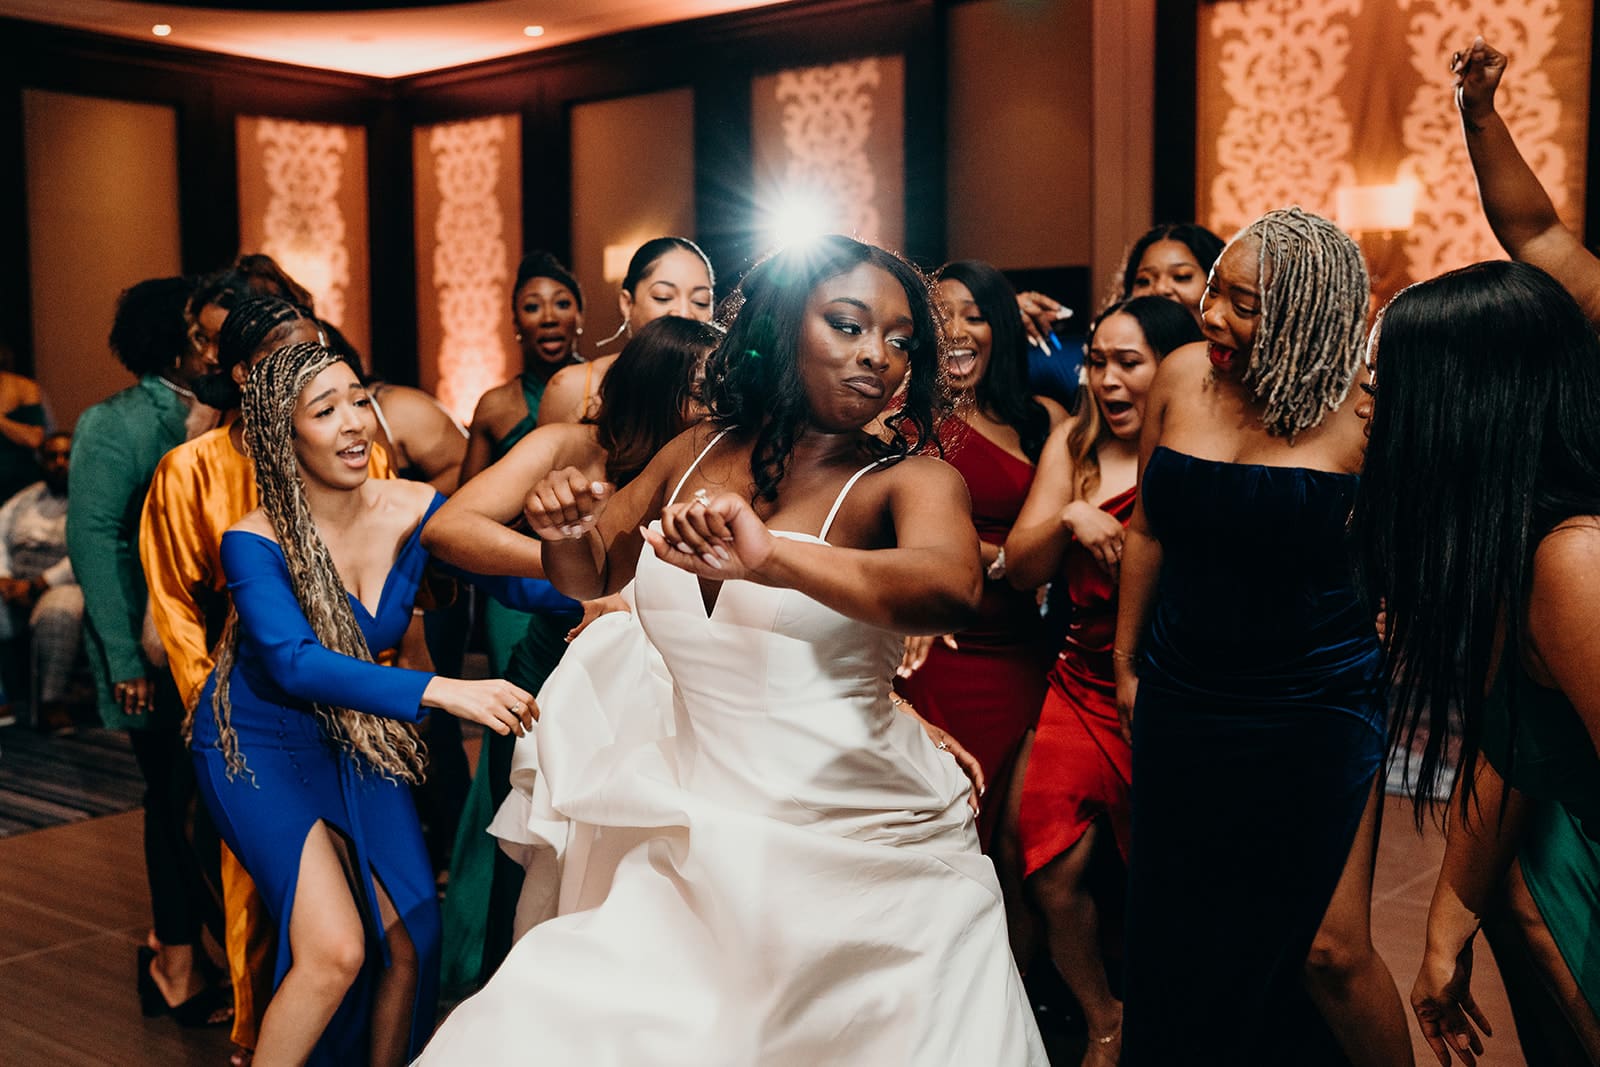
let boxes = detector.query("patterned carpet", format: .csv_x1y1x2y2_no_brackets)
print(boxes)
0,726,143,837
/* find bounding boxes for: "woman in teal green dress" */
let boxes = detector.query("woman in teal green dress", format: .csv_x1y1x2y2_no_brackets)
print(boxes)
1354,260,1600,1065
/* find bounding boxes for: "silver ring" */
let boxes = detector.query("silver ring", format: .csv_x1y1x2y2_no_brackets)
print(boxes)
936,741,950,752
691,488,711,506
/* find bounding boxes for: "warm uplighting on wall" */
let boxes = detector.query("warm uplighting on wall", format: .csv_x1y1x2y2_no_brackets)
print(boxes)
1335,181,1419,236
602,243,635,282
523,25,545,38
152,24,172,37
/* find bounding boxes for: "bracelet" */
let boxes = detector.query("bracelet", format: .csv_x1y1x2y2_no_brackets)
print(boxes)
1111,648,1137,662
889,693,905,707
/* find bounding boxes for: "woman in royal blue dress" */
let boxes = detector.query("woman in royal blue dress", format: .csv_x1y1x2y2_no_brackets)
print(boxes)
1113,208,1408,1064
189,342,566,1066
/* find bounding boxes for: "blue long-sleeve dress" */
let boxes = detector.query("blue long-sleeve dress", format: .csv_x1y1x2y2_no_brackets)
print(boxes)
190,493,571,1064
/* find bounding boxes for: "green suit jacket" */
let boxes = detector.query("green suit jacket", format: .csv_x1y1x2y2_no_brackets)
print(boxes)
67,375,189,730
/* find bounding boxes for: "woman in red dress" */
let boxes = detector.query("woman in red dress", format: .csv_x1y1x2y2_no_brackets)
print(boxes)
1004,296,1200,1064
894,260,1066,857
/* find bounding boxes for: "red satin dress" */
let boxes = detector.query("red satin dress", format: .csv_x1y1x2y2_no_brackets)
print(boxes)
1016,484,1137,874
896,420,1050,847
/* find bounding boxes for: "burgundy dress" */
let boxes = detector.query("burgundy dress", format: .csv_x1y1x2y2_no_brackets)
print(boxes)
897,420,1049,847
1016,485,1137,875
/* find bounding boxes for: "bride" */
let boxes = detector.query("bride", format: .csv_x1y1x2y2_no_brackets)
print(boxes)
418,235,1046,1065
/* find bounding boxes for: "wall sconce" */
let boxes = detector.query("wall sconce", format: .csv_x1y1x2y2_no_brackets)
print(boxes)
1335,181,1418,235
603,243,635,283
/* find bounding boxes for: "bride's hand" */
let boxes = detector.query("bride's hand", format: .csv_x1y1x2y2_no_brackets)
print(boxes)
643,490,777,581
893,693,985,814
524,468,613,542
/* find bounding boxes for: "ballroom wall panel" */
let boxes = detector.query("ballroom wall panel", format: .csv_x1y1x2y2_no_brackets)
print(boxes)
237,116,373,361
570,89,697,345
946,0,1093,275
1196,0,1592,305
413,114,522,423
22,89,182,427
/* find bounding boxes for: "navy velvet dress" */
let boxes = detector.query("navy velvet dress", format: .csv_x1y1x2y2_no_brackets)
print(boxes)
191,494,570,1065
1122,447,1384,1065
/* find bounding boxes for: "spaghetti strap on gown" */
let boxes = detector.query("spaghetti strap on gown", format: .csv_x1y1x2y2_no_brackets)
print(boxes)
417,443,1047,1065
190,494,570,1065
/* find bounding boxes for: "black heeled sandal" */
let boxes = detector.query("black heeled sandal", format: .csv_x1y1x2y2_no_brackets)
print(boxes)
137,946,234,1028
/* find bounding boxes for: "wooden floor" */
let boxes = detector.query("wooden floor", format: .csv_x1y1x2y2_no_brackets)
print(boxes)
0,796,1529,1066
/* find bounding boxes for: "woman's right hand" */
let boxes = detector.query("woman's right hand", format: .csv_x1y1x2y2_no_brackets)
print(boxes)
1063,500,1125,577
1412,936,1492,1066
1114,662,1138,744
423,677,536,736
523,468,613,542
1451,36,1506,126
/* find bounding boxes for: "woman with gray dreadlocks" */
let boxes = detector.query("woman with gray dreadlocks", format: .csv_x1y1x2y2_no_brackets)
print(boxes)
1111,207,1408,1064
188,342,571,1066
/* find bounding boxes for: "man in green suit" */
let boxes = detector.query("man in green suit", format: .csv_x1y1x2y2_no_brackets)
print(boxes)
68,275,230,1026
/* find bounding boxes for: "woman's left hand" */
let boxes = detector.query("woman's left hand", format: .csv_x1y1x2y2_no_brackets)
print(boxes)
643,490,778,581
1412,937,1492,1066
894,694,985,814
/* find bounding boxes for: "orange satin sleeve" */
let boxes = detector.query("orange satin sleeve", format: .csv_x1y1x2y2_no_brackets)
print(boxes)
140,427,399,710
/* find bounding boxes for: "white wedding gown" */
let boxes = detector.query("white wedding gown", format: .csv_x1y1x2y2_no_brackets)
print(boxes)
417,446,1046,1066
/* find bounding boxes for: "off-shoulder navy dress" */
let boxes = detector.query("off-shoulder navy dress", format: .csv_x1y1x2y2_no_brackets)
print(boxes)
1122,447,1384,1064
190,494,571,1065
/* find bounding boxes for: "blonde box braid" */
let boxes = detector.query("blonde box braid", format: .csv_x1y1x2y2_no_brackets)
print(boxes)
205,341,426,783
1234,207,1370,439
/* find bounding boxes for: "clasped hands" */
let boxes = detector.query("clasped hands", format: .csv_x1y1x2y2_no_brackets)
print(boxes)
524,467,778,582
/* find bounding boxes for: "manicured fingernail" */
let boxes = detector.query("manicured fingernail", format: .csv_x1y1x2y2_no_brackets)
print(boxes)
979,786,987,797
676,542,692,554
714,546,731,561
701,552,723,569
591,481,607,494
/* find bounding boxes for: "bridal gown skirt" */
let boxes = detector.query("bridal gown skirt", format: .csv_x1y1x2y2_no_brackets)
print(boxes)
418,555,1045,1066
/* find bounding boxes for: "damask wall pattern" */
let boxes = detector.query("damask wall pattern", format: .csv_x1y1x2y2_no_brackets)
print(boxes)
1197,0,1590,295
752,55,905,251
413,115,521,423
236,116,371,358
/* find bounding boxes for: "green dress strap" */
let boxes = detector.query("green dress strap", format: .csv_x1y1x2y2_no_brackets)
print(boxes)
491,373,548,461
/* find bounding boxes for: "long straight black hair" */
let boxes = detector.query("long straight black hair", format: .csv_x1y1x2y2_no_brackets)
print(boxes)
937,260,1050,462
1351,259,1600,822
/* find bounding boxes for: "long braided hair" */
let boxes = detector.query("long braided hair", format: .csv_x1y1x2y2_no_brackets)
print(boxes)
1232,207,1369,439
206,342,427,783
193,294,319,410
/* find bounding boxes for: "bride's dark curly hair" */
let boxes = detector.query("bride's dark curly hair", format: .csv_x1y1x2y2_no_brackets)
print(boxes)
700,235,949,502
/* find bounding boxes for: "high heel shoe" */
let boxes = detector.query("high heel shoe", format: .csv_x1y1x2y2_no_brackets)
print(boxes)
137,946,234,1028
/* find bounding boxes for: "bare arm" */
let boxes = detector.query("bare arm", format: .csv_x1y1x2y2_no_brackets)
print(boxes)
1413,754,1525,1065
1005,419,1078,590
646,455,982,635
460,384,514,485
534,364,588,428
380,386,468,493
420,422,600,577
1456,37,1600,320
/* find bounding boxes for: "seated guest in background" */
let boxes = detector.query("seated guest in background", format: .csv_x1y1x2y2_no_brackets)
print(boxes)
0,431,81,733
0,339,50,506
69,274,232,1031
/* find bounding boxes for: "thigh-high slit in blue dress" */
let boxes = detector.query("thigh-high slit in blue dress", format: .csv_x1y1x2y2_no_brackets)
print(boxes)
190,493,571,1065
